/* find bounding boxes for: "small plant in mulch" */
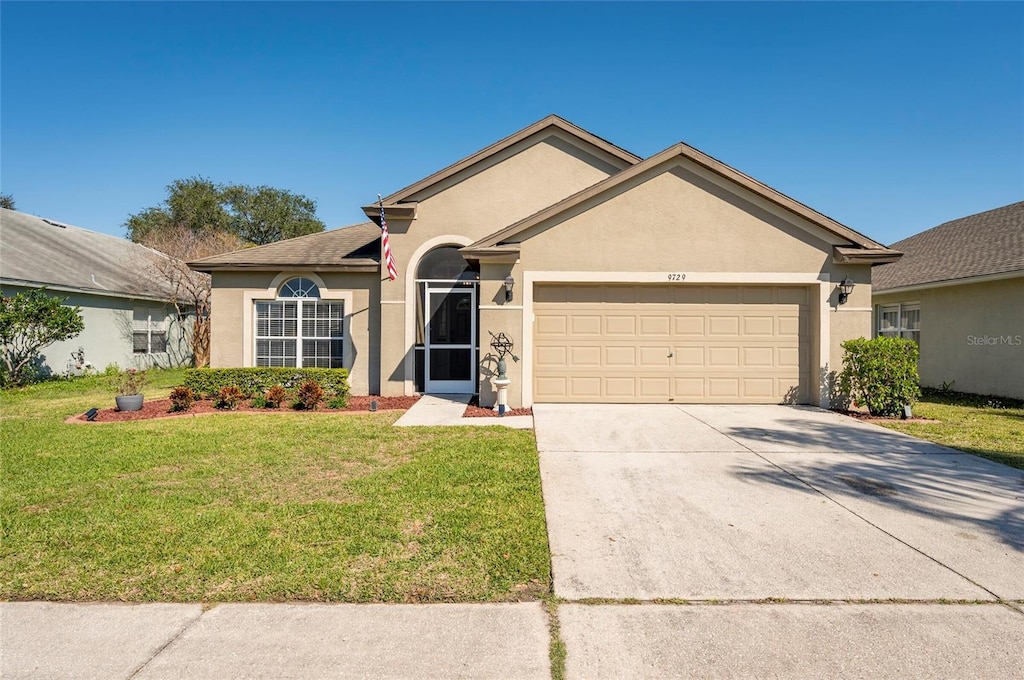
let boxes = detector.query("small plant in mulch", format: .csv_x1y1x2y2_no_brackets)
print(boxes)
215,385,245,410
264,384,288,408
168,386,196,412
327,394,348,409
292,379,324,410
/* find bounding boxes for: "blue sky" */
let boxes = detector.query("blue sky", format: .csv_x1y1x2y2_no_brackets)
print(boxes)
2,1,1022,245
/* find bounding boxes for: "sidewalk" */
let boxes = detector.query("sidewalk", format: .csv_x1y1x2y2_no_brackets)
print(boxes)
394,394,533,429
1,602,550,680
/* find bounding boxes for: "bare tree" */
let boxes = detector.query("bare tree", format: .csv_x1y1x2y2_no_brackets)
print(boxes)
139,226,247,367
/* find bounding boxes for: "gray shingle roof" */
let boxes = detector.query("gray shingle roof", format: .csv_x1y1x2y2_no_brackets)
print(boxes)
0,208,180,301
873,202,1024,292
189,222,380,271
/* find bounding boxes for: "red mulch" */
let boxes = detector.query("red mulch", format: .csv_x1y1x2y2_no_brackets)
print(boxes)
68,395,421,424
842,410,940,424
463,396,533,418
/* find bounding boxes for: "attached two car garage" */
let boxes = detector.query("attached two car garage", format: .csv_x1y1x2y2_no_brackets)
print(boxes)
533,284,811,404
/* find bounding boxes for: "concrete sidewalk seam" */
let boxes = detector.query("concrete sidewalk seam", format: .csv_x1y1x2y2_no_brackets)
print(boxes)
125,605,207,679
752,451,1004,601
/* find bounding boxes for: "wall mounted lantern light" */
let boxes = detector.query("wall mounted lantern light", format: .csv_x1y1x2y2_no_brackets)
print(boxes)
837,276,855,305
504,276,515,302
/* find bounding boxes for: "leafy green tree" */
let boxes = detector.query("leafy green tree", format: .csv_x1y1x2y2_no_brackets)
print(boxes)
224,184,324,245
0,289,85,386
0,193,15,210
125,178,324,244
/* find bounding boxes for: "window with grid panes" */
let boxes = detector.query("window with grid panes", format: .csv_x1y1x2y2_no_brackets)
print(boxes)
133,307,168,354
878,303,920,344
255,278,344,368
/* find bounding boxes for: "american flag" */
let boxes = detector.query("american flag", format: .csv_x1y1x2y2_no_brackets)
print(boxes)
378,195,398,281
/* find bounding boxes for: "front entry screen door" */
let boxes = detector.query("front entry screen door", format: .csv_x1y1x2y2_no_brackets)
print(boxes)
425,286,476,393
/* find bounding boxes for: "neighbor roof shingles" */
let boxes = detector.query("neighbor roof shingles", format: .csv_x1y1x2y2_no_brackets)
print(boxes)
872,201,1024,292
188,222,381,270
0,208,179,300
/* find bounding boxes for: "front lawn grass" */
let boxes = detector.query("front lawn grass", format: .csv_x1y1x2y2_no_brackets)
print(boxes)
875,389,1024,469
1,372,550,602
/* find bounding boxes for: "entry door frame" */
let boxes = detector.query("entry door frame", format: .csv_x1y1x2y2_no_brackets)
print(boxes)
424,282,478,394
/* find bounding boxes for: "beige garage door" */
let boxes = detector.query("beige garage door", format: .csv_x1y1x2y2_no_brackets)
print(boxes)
533,284,810,403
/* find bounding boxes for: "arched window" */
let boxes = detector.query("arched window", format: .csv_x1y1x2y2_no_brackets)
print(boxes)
417,246,478,280
279,277,320,298
254,277,344,368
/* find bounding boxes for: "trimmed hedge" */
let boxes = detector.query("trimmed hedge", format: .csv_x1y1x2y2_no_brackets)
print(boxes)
837,336,921,417
184,367,350,399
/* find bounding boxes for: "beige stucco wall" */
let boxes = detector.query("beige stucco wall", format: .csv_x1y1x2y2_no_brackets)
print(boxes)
873,276,1024,399
377,132,630,396
516,159,874,407
209,271,378,395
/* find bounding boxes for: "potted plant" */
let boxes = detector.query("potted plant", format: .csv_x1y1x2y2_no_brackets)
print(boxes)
113,368,148,411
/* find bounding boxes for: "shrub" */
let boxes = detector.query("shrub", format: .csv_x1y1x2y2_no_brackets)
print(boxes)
169,386,196,412
326,394,348,409
113,369,148,396
264,384,287,408
837,336,921,417
0,289,85,386
215,385,245,410
184,367,348,399
250,394,268,409
293,379,324,410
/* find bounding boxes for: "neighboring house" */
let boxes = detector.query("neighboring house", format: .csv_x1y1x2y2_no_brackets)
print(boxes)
190,115,899,408
872,202,1024,400
0,208,193,375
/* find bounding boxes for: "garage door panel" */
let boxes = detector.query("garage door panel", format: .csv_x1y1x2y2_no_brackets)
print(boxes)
604,315,636,335
640,315,671,335
708,316,740,336
534,284,809,404
535,314,567,336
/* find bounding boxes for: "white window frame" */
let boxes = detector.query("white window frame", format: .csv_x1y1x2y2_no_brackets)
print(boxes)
254,278,345,369
877,302,920,344
133,306,168,355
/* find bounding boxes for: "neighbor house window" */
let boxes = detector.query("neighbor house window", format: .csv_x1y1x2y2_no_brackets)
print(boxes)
878,303,920,344
133,307,168,354
255,278,344,368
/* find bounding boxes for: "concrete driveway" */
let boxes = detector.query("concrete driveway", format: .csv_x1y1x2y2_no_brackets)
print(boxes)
535,404,1024,678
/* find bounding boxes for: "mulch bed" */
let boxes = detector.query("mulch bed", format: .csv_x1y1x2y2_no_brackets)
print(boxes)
463,396,533,418
69,395,421,424
842,410,940,424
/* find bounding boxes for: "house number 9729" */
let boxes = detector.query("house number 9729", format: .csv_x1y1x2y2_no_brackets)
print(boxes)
667,273,686,281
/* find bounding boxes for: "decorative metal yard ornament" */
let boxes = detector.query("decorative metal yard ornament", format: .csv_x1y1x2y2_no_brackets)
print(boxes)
489,331,518,380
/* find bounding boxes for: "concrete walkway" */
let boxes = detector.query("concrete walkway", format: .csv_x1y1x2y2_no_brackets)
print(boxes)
1,602,551,680
394,393,533,429
535,403,1024,679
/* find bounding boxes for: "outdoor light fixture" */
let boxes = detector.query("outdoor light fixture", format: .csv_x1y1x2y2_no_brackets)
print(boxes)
84,408,99,422
837,276,855,305
504,276,515,302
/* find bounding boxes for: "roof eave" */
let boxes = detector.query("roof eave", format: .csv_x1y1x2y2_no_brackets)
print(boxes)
188,261,380,273
832,246,904,265
361,203,418,224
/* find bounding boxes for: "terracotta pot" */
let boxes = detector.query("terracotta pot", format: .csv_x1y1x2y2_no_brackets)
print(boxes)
115,394,144,412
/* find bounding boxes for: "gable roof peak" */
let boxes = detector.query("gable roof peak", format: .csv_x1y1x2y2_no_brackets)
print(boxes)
363,115,641,219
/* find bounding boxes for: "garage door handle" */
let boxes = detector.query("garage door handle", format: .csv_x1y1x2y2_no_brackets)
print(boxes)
667,352,674,358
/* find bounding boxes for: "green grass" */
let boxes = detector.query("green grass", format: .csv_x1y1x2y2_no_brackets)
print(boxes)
875,389,1024,469
1,371,550,602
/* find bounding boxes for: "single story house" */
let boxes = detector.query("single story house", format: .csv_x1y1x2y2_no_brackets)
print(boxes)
190,115,899,408
872,201,1023,400
0,208,192,375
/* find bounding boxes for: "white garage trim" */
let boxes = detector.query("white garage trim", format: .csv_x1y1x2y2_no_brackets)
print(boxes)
523,271,834,407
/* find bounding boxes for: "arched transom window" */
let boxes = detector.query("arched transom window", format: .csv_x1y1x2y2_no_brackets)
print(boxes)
254,277,344,368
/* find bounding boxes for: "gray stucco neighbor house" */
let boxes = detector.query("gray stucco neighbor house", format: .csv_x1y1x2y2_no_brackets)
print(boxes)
872,201,1024,399
0,208,192,375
